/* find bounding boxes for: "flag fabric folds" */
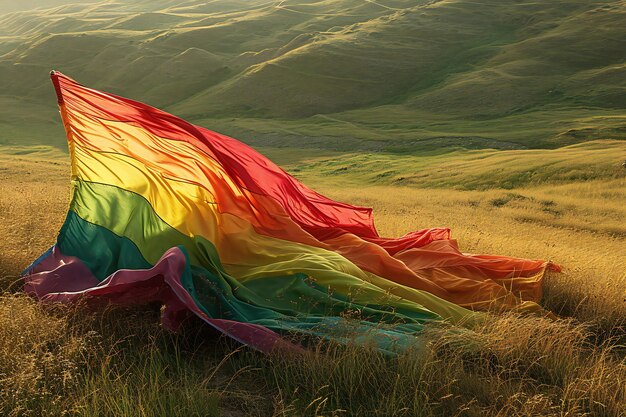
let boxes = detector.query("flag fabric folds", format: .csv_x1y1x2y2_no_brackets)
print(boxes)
23,72,559,353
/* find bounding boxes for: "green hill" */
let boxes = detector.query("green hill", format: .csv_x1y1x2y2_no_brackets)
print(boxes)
0,0,624,151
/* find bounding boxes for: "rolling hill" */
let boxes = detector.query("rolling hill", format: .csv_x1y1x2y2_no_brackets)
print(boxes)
0,0,624,151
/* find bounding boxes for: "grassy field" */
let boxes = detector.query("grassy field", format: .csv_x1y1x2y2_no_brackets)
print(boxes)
0,142,624,416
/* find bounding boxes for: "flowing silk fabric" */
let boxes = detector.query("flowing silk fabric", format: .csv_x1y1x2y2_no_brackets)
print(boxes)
23,72,559,352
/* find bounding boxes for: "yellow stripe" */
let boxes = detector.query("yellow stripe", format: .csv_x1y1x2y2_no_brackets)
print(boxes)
65,109,241,197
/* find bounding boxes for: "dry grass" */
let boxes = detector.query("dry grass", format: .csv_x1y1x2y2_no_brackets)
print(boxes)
248,315,625,416
0,296,89,416
0,145,624,416
0,148,68,290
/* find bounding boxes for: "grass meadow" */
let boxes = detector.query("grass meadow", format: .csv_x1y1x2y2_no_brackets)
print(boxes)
0,142,624,416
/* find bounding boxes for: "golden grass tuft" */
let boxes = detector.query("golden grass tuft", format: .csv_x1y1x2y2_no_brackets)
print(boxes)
0,295,91,416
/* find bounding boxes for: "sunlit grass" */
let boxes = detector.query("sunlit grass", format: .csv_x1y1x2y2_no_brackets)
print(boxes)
0,143,624,416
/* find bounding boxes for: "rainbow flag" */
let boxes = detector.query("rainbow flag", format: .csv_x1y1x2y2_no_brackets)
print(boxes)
23,72,559,352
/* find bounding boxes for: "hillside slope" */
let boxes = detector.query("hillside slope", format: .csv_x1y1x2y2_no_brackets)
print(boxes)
0,0,624,150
